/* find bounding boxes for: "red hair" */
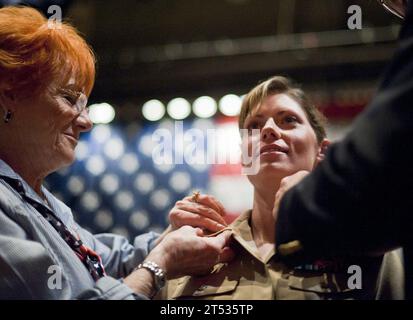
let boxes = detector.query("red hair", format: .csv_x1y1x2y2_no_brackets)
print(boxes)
0,6,95,98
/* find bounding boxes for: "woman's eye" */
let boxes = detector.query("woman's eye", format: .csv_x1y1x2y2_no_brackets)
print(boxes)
63,95,73,103
247,123,260,134
283,115,298,124
61,93,78,105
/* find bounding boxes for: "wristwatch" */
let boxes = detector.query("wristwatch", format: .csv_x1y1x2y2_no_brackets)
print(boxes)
136,260,166,294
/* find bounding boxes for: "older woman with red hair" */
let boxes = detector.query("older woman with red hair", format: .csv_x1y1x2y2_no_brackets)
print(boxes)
0,6,233,300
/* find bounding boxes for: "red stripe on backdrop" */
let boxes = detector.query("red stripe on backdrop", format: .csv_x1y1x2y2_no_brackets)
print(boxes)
322,103,366,119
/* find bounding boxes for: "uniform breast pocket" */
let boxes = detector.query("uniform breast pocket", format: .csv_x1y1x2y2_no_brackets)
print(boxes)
279,273,359,300
171,276,239,300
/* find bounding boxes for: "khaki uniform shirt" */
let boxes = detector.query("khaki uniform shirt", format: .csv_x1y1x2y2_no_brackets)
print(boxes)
158,210,404,300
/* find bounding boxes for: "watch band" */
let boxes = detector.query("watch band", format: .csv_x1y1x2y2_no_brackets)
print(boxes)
136,260,166,295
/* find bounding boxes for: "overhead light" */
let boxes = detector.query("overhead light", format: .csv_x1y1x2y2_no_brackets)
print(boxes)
193,96,217,118
88,103,116,124
167,97,191,120
142,99,166,121
219,94,242,116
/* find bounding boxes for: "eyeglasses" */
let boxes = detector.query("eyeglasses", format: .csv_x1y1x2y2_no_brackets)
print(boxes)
58,88,89,115
378,0,407,19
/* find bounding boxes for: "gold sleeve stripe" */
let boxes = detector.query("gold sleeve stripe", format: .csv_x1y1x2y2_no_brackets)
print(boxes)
278,240,303,256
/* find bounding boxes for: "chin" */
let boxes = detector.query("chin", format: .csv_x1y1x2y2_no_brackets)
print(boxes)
60,149,76,167
256,164,299,182
259,162,290,173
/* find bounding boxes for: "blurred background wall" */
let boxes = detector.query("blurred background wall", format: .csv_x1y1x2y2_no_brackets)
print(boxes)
0,0,401,239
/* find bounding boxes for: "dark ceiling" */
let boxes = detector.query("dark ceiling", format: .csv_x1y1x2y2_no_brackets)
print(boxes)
26,0,404,117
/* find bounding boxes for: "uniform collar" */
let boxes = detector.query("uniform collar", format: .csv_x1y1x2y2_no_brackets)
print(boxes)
207,210,276,264
231,210,276,264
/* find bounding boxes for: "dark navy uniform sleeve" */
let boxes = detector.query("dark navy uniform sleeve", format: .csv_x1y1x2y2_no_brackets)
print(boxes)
276,1,413,260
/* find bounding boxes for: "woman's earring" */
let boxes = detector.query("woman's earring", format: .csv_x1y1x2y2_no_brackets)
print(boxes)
3,110,12,123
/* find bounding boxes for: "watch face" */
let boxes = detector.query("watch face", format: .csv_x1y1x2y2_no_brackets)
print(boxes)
378,0,408,19
156,274,166,289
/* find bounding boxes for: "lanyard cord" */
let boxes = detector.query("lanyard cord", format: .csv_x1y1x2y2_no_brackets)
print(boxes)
25,194,106,281
3,177,106,281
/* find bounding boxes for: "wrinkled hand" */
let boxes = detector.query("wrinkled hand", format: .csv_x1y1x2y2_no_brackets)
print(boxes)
147,226,234,279
169,194,228,233
273,170,310,221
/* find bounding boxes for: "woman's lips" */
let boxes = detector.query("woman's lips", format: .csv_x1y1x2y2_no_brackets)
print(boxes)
259,144,289,155
63,133,78,145
248,145,289,161
259,151,286,161
260,150,285,155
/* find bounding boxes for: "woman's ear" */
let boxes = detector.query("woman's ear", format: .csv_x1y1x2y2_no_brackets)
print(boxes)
0,89,17,113
315,138,331,165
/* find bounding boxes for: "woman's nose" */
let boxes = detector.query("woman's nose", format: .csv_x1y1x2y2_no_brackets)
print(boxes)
75,110,93,132
260,118,281,142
